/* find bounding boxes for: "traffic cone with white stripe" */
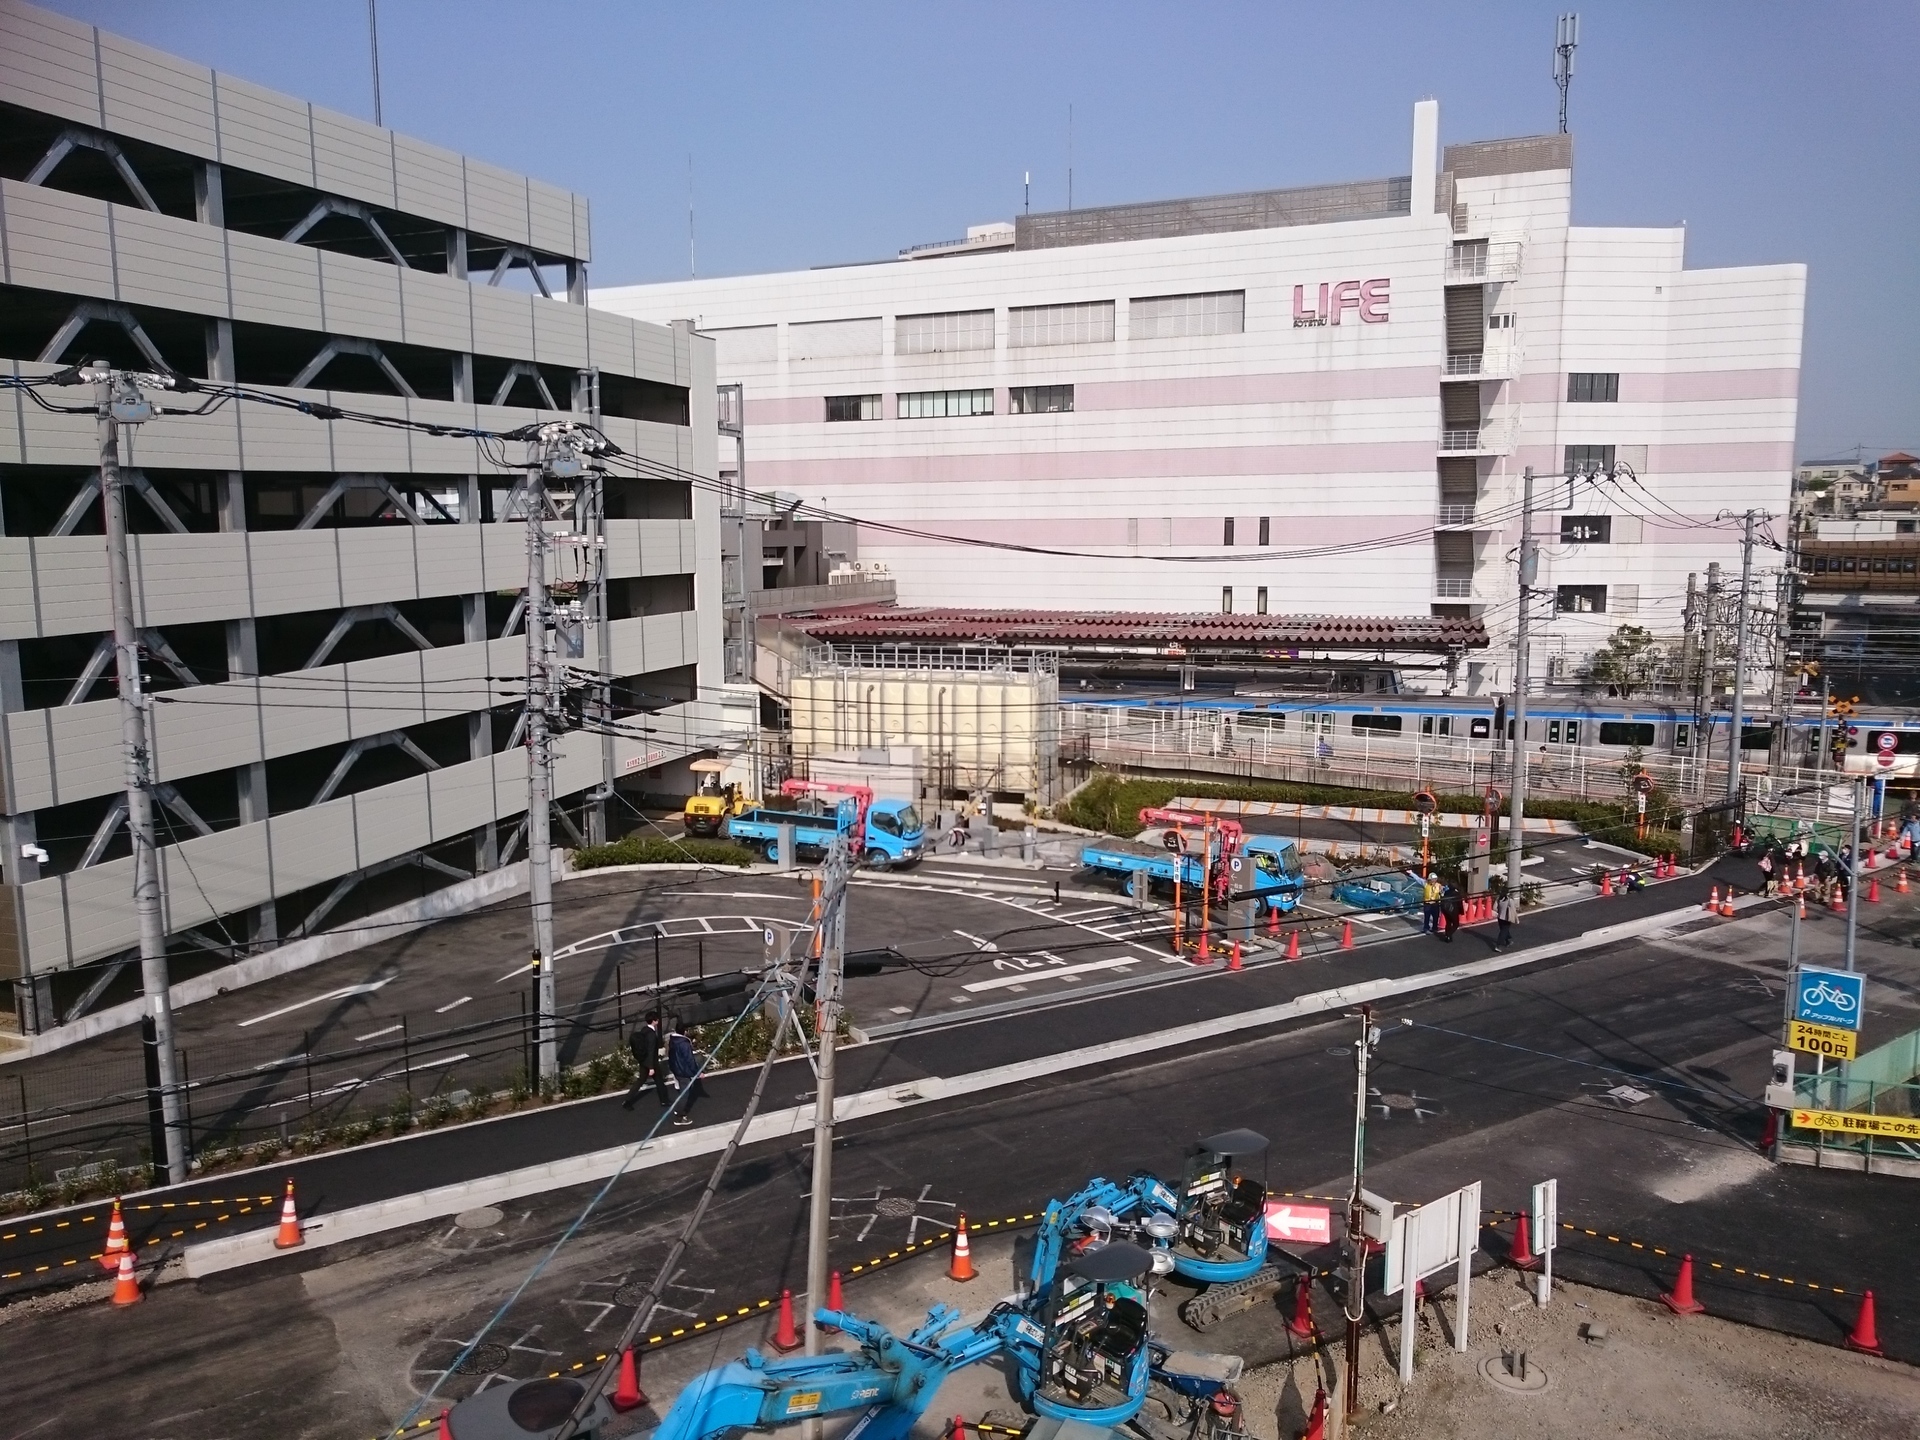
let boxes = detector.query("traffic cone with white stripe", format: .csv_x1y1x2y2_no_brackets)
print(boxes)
109,1247,141,1306
273,1177,304,1249
1721,888,1737,918
1900,867,1910,894
1705,885,1720,913
948,1215,976,1282
99,1197,129,1272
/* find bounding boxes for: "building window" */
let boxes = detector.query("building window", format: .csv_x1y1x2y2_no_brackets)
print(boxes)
1567,372,1620,403
1222,586,1234,613
896,310,994,355
1556,584,1608,613
1130,290,1245,339
1223,517,1236,546
1009,384,1074,414
1256,586,1268,614
792,317,883,360
1009,301,1114,347
1564,444,1616,475
1257,516,1270,546
1561,516,1612,543
1487,313,1516,331
897,389,993,419
825,393,881,422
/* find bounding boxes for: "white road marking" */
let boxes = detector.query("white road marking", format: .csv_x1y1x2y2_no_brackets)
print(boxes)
953,929,999,952
238,979,390,1028
356,1024,402,1042
435,995,472,1014
963,956,1144,993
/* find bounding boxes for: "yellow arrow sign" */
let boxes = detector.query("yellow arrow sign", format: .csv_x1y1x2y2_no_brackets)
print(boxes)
1791,1109,1920,1141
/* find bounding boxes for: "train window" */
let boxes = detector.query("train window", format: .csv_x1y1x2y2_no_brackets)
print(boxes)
1843,557,1857,573
1906,558,1918,574
1352,714,1403,734
1599,721,1656,746
1470,717,1491,739
1421,716,1435,735
1740,726,1774,751
1872,558,1887,574
1419,716,1453,737
1675,723,1691,750
1548,720,1561,743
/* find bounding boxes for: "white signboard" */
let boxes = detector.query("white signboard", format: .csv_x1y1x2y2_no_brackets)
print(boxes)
1383,1180,1481,1384
1530,1178,1558,1307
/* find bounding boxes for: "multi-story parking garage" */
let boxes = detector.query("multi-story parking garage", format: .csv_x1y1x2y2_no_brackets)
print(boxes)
0,1,726,1034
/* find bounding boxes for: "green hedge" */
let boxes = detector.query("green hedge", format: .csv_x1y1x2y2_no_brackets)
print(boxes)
571,836,758,870
1056,773,1682,857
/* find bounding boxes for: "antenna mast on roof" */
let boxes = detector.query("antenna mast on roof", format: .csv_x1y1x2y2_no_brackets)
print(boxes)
1553,13,1579,134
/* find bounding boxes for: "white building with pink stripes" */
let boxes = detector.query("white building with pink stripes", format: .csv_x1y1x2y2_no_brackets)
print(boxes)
596,102,1804,691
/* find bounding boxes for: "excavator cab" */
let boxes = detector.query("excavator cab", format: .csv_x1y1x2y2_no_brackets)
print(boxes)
1027,1241,1156,1427
440,1374,610,1439
1171,1130,1270,1283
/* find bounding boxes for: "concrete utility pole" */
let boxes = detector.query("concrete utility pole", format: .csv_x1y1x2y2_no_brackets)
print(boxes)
93,367,188,1184
805,836,851,1360
1726,509,1761,802
1700,562,1723,796
524,452,559,1085
1342,1004,1377,1420
1506,467,1538,890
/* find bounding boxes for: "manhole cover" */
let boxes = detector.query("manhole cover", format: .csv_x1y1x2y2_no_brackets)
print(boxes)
1379,1093,1418,1111
454,1206,504,1230
613,1281,648,1306
1478,1353,1550,1394
1326,1047,1351,1057
875,1196,917,1219
453,1342,512,1376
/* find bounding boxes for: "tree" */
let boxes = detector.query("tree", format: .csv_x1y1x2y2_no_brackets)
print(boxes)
1585,624,1663,698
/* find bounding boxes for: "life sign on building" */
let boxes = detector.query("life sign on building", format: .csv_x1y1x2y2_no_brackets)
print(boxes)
1293,279,1390,327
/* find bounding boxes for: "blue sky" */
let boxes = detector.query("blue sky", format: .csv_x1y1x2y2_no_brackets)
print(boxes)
47,1,1919,460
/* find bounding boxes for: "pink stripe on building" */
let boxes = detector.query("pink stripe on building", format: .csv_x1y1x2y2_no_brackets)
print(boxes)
754,440,1437,489
1509,441,1795,474
1076,366,1439,411
859,515,1435,548
743,396,821,426
1508,369,1800,406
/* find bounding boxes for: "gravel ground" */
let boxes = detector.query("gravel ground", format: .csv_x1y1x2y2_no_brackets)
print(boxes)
1235,1268,1918,1440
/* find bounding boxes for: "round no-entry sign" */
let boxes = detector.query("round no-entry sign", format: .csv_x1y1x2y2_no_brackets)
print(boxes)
1877,732,1898,753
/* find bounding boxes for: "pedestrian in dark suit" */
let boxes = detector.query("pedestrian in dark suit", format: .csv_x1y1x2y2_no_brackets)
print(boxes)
666,1021,707,1128
621,1010,668,1111
1439,884,1464,943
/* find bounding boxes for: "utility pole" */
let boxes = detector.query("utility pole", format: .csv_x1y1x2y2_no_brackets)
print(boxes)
524,448,558,1085
1768,563,1796,773
93,367,188,1184
805,835,850,1362
1506,467,1538,889
1700,562,1723,796
1726,509,1760,802
1342,1004,1378,1420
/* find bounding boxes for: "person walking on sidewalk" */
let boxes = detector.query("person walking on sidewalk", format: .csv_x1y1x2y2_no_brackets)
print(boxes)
1438,883,1464,943
665,1020,707,1128
1494,885,1518,950
620,1010,668,1112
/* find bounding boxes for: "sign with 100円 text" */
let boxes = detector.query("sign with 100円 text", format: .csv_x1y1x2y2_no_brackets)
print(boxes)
1790,1109,1920,1141
1787,1019,1858,1061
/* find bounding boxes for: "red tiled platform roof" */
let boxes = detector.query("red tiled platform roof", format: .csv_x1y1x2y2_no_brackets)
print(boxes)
777,606,1487,651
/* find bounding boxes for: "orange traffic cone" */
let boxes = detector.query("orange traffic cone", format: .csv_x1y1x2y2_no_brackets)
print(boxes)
950,1418,966,1440
1601,870,1614,897
610,1347,647,1411
1831,886,1846,913
1509,1211,1539,1270
1721,889,1736,918
1228,941,1242,971
437,1410,454,1440
99,1197,130,1272
1844,1290,1884,1356
1798,893,1807,920
1796,864,1806,892
1899,867,1910,894
1339,920,1353,950
110,1248,141,1306
1868,877,1881,904
1284,1271,1315,1338
1662,1253,1705,1315
1285,930,1300,961
822,1269,843,1331
1300,1387,1328,1440
1267,905,1281,936
1705,885,1720,913
948,1215,976,1282
273,1177,304,1249
771,1288,801,1351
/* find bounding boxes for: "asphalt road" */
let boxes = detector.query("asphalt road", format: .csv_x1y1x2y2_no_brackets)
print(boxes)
3,869,1915,1439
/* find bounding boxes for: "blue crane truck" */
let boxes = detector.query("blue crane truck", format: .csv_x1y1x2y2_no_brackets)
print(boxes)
1078,833,1305,916
727,795,926,870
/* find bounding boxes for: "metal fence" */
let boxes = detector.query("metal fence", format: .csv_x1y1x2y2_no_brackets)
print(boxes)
0,960,752,1205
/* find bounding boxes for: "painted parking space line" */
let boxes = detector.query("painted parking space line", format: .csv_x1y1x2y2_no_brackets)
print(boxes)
355,1024,402,1042
435,995,472,1014
237,980,391,1029
963,957,1145,993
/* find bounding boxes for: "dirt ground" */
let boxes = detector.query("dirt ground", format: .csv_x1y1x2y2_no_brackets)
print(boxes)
1238,1267,1919,1440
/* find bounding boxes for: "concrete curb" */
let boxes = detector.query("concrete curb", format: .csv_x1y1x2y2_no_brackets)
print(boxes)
180,898,1714,1279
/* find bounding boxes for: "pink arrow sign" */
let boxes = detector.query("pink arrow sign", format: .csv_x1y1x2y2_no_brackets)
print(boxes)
1263,1201,1332,1244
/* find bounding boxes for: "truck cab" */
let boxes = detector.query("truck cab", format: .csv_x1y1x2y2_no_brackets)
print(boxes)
861,800,926,870
1239,837,1305,911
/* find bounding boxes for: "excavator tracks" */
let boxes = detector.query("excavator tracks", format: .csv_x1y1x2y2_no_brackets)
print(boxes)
1177,1264,1290,1332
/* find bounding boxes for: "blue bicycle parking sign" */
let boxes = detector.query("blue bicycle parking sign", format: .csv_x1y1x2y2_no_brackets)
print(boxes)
1794,966,1864,1031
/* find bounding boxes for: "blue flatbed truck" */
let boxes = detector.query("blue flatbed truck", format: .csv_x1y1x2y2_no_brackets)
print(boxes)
1079,833,1306,915
727,796,926,869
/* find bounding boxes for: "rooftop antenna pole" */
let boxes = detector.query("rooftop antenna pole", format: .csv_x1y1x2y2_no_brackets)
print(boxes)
367,0,384,128
1024,170,1031,215
1553,13,1579,135
1067,104,1074,211
688,153,695,278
